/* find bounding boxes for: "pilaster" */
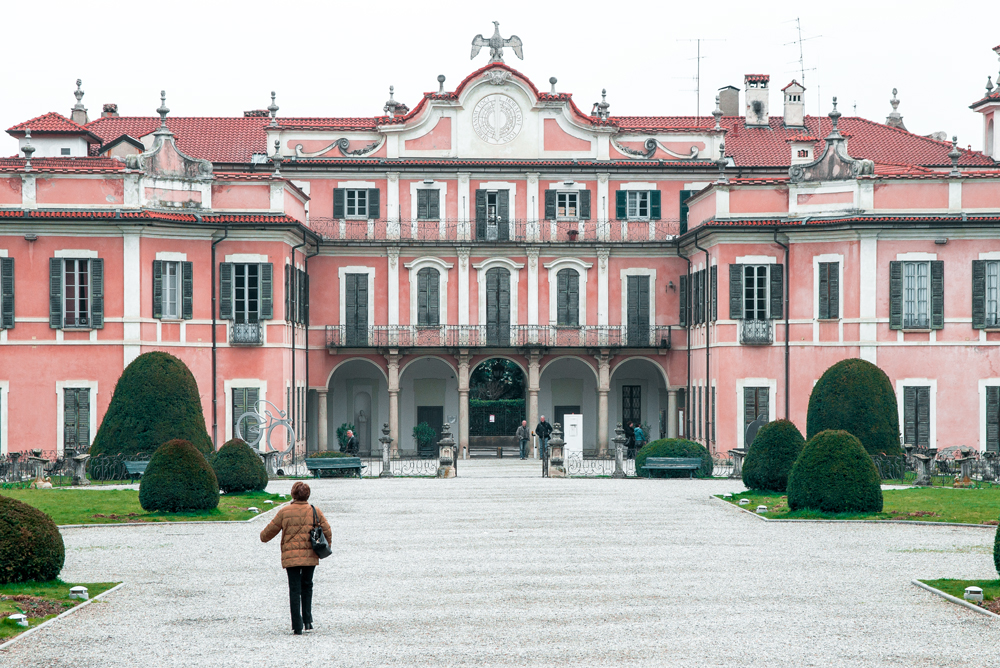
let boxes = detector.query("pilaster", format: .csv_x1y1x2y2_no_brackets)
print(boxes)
387,172,400,239
386,350,400,455
122,232,142,367
597,248,610,327
458,173,471,240
596,350,612,455
458,247,471,326
527,247,539,327
387,247,399,326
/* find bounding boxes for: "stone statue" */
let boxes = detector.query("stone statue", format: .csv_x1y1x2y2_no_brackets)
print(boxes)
471,21,523,64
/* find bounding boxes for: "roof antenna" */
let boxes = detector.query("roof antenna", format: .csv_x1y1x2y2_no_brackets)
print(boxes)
22,128,35,171
268,91,279,128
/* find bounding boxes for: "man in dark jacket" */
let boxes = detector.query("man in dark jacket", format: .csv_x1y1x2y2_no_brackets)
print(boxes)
515,420,530,460
344,430,360,455
535,416,553,459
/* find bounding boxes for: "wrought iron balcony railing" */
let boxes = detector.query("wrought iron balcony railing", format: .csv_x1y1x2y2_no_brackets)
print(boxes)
326,324,671,349
307,218,681,243
903,314,930,329
739,319,773,345
230,320,264,345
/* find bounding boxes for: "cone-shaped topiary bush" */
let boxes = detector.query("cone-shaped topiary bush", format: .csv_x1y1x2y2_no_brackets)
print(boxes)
636,438,713,478
211,439,268,493
787,430,883,513
742,419,805,492
0,496,65,583
92,352,212,460
807,358,901,456
139,439,219,512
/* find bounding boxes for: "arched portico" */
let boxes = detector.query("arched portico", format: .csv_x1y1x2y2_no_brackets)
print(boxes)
323,358,389,455
538,356,599,455
399,356,459,456
608,357,670,448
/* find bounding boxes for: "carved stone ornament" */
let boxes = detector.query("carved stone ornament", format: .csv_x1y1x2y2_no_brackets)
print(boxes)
483,69,511,86
458,247,470,269
598,248,610,270
387,172,399,183
612,137,700,160
387,247,399,269
470,21,523,64
526,247,539,269
294,136,385,159
473,94,523,145
597,173,609,183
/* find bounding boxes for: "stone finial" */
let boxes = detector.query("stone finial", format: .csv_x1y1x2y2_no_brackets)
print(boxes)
549,76,557,94
948,136,962,177
383,85,399,118
22,128,35,171
827,97,842,139
437,74,446,94
890,88,900,112
988,76,995,94
712,95,723,131
157,90,169,126
885,88,907,130
271,139,283,176
73,79,85,109
267,91,279,127
592,89,610,121
716,141,728,184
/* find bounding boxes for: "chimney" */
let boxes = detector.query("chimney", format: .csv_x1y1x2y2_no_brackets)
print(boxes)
718,86,739,116
744,74,770,126
71,79,89,125
102,103,119,118
782,80,805,128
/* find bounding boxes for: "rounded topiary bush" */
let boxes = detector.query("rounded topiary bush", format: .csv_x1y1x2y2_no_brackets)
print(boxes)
787,430,883,513
0,496,65,583
92,352,212,460
807,358,901,456
211,439,268,493
742,419,805,492
635,438,713,478
139,439,219,512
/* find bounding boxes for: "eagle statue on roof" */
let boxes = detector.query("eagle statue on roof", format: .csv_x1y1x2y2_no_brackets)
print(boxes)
471,21,523,64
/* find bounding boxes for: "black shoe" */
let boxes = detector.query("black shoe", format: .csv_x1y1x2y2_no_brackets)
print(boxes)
305,622,313,631
293,629,303,635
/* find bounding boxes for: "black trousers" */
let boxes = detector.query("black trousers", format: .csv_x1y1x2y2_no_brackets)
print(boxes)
286,565,315,632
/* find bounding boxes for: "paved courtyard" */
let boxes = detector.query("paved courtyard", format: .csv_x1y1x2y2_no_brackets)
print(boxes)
4,460,1000,667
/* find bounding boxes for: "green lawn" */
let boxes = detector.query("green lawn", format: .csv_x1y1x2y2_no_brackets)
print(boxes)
921,578,1000,602
0,580,119,641
1,489,284,525
720,487,1000,524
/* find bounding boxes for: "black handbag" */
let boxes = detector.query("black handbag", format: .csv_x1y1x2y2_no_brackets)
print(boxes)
309,505,332,559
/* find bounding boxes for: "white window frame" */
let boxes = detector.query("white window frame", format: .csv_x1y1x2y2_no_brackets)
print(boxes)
346,188,369,219
743,265,769,321
55,380,98,456
338,266,376,329
734,378,776,449
556,191,579,221
0,381,8,456
224,378,268,443
627,190,650,221
979,378,1000,453
986,260,999,328
404,257,452,327
896,378,936,450
902,261,930,330
619,268,656,329
544,258,592,327
473,257,524,328
232,263,261,324
162,260,181,320
62,258,91,329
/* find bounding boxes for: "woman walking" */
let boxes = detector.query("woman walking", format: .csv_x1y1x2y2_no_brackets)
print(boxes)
260,481,332,635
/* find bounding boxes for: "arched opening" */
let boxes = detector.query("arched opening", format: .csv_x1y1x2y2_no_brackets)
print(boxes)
469,357,526,457
325,358,388,456
399,356,458,457
609,357,669,456
538,356,599,455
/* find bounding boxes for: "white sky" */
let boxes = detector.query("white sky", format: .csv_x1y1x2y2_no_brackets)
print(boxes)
1,0,997,158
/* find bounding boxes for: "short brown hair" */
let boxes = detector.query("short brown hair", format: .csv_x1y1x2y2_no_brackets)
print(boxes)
291,481,311,501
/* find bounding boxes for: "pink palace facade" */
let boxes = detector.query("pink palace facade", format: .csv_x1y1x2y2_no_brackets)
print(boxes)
2,42,1000,460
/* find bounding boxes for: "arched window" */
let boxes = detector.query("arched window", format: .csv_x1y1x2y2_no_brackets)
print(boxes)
417,267,440,326
556,268,580,326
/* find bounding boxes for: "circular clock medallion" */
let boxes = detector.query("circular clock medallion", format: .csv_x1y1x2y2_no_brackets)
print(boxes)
472,94,523,145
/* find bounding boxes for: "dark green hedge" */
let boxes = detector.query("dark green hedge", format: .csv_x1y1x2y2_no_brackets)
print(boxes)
995,522,1000,577
92,352,212,460
211,439,268,494
307,450,352,459
787,430,883,513
0,495,65,583
636,439,713,478
139,439,219,512
742,419,805,492
807,358,901,456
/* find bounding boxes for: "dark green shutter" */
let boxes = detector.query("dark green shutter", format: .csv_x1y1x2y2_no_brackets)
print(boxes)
345,274,357,341
972,260,986,329
679,274,688,326
303,272,309,325
903,386,916,445
233,388,245,440
90,258,104,329
429,190,440,219
649,190,661,220
220,262,233,320
78,389,90,447
579,190,591,220
916,387,930,446
356,274,368,336
475,189,486,239
710,265,717,321
182,261,193,320
698,270,706,324
260,263,273,320
49,258,62,328
497,190,509,241
486,269,498,342
0,257,13,329
744,387,756,430
333,188,345,218
757,388,769,423
769,264,783,320
428,269,439,325
417,268,429,325
368,188,380,219
889,261,903,330
417,190,428,220
729,264,744,319
498,269,510,345
284,264,291,321
152,260,163,319
818,262,829,320
567,270,579,325
828,262,840,319
679,190,694,235
930,260,944,330
986,386,999,453
544,191,557,220
64,389,78,449
557,269,569,325
615,190,627,219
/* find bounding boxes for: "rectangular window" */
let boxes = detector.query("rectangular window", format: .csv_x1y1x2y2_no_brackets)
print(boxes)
744,386,769,432
818,261,840,320
233,263,260,324
232,387,260,443
622,385,641,429
903,261,930,329
987,261,999,328
63,259,90,328
903,386,931,448
64,387,90,450
743,265,768,320
486,191,498,223
557,191,578,219
417,189,440,220
627,191,650,220
346,189,368,218
162,261,180,319
60,148,71,156
986,386,999,454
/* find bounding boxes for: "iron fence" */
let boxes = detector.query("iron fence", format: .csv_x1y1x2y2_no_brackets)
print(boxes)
566,452,637,477
359,453,440,477
326,324,671,349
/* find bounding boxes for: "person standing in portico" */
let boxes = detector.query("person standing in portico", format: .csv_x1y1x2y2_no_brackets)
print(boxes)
535,416,552,460
516,420,529,460
343,429,360,455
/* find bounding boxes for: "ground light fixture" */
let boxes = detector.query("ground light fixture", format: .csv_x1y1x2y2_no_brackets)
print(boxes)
69,586,89,600
756,505,768,514
964,586,984,603
739,499,750,506
8,613,28,627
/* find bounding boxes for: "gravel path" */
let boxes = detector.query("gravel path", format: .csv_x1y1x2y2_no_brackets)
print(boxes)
4,463,999,667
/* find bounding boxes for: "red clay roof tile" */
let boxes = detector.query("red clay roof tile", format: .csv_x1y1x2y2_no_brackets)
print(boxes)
7,112,102,143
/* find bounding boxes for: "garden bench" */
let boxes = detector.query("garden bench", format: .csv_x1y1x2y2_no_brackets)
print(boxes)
641,457,702,478
305,457,365,478
124,460,148,481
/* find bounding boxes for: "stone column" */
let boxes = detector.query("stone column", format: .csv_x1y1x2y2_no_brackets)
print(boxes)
596,350,612,456
386,350,400,456
527,350,541,458
667,389,678,438
317,389,329,451
458,351,471,460
596,174,609,241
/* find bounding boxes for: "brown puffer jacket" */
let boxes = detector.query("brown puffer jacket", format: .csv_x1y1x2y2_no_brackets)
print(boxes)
260,501,333,568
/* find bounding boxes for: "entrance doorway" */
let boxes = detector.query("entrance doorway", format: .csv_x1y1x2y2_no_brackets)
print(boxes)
469,357,525,457
416,405,443,458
